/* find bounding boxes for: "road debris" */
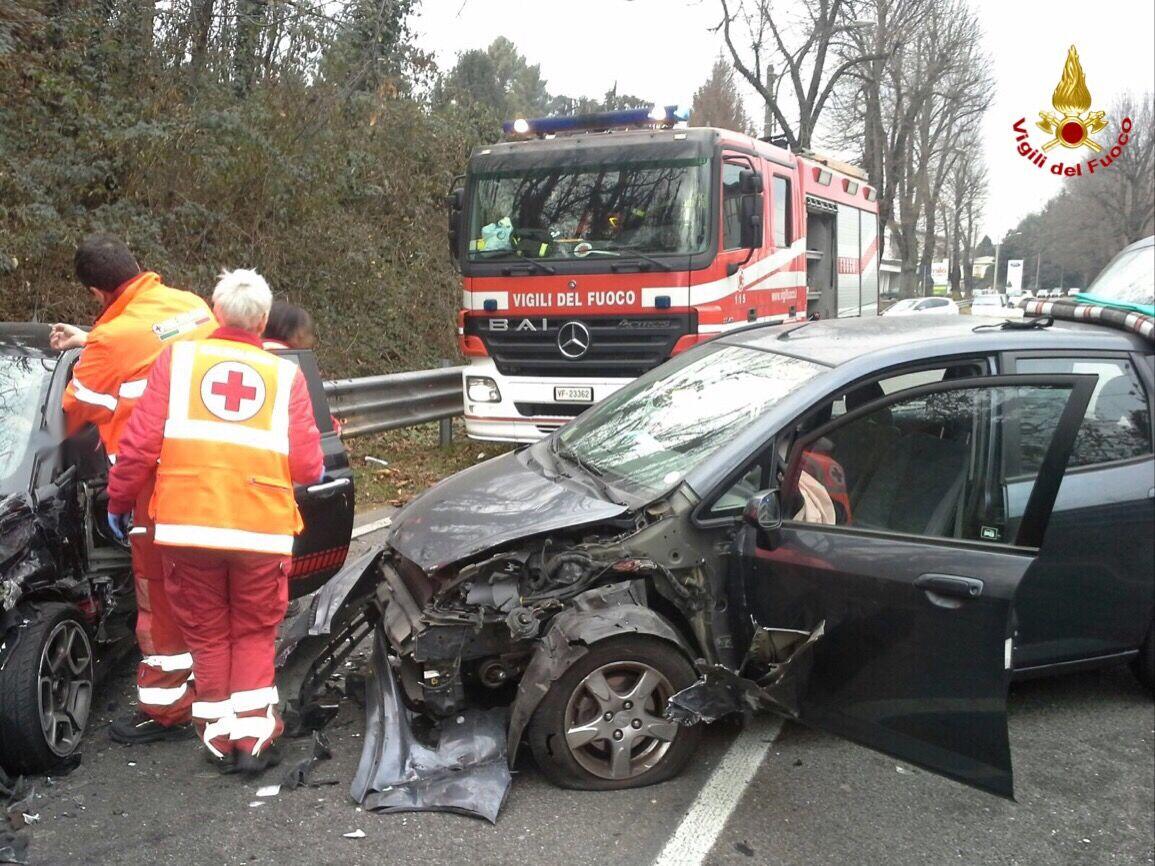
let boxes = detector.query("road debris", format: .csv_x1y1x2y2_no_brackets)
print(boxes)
343,830,366,839
281,732,336,790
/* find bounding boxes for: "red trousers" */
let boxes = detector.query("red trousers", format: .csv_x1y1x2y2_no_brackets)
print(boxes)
162,546,289,757
130,473,194,725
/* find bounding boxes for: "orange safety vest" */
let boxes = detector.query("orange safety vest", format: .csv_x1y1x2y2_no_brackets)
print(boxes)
63,272,217,457
151,338,304,555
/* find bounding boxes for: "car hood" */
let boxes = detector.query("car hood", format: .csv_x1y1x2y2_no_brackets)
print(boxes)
387,450,629,573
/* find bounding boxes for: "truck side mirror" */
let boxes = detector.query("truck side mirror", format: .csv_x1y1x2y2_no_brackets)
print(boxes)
744,488,783,531
738,169,764,194
446,186,464,265
740,192,764,249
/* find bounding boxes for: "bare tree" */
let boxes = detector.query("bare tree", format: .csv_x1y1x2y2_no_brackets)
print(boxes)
715,0,887,150
880,0,990,295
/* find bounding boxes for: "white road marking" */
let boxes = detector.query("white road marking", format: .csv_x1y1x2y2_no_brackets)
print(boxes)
351,516,393,539
652,716,784,866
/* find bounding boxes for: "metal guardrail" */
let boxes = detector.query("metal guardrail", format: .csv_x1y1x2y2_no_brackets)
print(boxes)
324,363,464,439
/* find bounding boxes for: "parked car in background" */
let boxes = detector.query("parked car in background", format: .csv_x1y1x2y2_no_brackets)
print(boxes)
971,293,1024,318
881,296,960,316
1067,288,1081,297
0,324,355,774
377,312,1154,799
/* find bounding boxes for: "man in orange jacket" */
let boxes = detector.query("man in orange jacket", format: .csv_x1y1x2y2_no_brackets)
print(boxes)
108,269,324,774
53,234,217,744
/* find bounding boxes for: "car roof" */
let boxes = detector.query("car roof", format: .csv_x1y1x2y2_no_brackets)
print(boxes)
0,323,56,356
719,313,1149,369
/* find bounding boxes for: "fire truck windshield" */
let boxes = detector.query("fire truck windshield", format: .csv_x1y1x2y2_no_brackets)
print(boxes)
467,157,710,264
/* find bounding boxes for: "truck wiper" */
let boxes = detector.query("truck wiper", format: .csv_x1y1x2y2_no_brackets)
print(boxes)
611,247,674,271
501,255,556,275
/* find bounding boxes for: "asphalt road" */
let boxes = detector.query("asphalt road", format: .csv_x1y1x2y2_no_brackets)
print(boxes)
17,513,1155,866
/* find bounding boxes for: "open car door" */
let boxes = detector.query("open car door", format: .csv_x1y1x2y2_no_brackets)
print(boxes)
736,374,1095,798
274,349,355,598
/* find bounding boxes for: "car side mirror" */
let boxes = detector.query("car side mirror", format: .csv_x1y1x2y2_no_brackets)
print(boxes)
743,488,783,546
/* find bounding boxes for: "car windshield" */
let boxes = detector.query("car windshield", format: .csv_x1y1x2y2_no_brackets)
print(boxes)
1,351,54,492
887,299,918,313
1082,244,1155,312
554,344,824,499
468,157,710,262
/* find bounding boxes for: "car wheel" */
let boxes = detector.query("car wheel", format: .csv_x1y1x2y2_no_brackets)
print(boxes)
528,636,702,790
0,603,94,774
1131,620,1155,695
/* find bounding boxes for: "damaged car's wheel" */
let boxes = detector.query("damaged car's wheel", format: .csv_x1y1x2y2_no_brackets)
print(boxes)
0,603,94,774
528,637,701,790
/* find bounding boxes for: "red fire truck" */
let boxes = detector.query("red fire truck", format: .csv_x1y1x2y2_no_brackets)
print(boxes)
448,106,879,442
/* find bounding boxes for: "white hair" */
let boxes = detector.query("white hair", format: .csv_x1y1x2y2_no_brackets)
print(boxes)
212,268,272,331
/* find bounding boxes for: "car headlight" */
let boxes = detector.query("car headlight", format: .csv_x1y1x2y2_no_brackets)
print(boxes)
466,376,501,403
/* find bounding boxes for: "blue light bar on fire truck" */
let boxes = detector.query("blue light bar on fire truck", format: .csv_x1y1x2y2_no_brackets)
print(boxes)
503,105,690,137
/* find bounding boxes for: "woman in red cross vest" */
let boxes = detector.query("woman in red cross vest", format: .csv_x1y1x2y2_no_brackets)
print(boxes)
108,269,324,775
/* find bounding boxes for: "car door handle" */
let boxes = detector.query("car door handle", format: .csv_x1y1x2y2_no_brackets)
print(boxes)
915,573,985,599
303,478,351,498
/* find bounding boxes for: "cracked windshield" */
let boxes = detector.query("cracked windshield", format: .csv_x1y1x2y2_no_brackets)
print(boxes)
556,345,824,497
468,157,710,261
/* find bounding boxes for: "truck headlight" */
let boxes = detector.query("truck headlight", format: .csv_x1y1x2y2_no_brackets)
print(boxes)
466,376,501,403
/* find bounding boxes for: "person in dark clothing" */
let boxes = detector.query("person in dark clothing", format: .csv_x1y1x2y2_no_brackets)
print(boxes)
262,300,315,350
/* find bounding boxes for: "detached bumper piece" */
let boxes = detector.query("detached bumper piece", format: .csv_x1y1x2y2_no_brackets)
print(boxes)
350,628,511,823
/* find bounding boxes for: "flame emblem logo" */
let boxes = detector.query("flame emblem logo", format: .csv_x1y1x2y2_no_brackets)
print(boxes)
1036,46,1107,152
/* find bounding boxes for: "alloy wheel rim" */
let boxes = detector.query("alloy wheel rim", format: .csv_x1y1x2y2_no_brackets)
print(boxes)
562,660,680,781
37,620,93,757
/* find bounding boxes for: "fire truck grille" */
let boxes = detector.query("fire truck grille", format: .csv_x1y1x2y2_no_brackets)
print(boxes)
467,313,694,378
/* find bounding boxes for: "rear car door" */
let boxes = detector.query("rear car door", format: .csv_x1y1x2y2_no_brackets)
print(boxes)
274,349,354,597
1001,352,1154,668
736,374,1094,798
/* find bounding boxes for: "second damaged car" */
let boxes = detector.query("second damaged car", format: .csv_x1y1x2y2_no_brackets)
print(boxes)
366,312,1154,804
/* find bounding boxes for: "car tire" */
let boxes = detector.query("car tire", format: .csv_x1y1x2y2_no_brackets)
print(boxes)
1131,620,1155,694
0,603,94,774
528,636,702,790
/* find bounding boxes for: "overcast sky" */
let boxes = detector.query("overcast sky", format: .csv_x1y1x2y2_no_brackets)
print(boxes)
413,0,1154,243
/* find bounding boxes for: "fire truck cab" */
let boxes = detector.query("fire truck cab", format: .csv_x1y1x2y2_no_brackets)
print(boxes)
449,107,879,442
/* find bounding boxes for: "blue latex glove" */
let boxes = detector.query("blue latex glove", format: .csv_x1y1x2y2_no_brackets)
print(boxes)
108,511,132,542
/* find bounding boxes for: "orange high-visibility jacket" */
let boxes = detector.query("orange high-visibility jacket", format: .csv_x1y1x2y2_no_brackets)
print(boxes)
150,338,306,555
63,272,216,457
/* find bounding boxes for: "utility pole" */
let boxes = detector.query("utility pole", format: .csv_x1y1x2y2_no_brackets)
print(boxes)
1034,253,1041,290
992,241,1000,292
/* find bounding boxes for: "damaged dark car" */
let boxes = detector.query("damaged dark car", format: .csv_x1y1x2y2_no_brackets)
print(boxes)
363,313,1154,808
0,324,356,774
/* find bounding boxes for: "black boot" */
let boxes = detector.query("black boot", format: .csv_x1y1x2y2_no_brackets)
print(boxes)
204,749,240,775
109,711,195,745
234,742,283,776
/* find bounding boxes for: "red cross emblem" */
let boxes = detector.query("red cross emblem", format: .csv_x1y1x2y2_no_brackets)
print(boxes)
200,361,266,422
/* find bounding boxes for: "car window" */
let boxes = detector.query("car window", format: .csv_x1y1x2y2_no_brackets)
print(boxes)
1,352,54,493
721,159,749,250
714,362,988,515
772,175,791,249
787,382,1080,545
1010,357,1151,472
827,361,986,419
